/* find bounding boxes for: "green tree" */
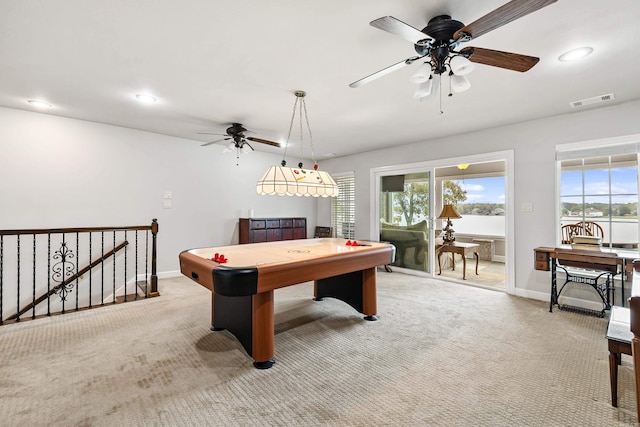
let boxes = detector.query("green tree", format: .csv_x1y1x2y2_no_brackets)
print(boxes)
394,183,429,225
619,205,631,216
443,180,467,206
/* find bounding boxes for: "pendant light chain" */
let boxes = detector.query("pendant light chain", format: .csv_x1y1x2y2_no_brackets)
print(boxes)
301,97,317,165
281,90,316,168
298,98,304,166
256,89,339,197
281,95,299,166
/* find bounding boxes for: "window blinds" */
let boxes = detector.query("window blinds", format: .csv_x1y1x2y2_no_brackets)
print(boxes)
331,173,355,239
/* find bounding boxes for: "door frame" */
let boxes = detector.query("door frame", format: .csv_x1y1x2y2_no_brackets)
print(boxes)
370,150,515,294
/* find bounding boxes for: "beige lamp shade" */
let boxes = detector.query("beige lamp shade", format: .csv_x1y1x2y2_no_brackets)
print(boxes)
256,166,339,197
438,204,462,219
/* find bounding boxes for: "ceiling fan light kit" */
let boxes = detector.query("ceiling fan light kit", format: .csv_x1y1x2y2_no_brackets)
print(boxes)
414,77,434,100
199,122,281,165
410,63,432,83
450,73,471,93
256,91,339,198
449,55,475,75
351,0,558,104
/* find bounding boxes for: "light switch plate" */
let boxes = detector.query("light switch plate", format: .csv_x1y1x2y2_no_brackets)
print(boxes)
163,200,172,209
163,191,172,199
521,202,533,212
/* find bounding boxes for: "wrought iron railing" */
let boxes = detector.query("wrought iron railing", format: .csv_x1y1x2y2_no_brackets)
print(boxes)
0,219,158,324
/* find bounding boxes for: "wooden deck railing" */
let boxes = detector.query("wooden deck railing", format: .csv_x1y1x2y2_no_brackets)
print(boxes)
0,219,158,324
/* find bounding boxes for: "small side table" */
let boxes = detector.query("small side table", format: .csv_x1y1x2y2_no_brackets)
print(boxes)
437,242,480,280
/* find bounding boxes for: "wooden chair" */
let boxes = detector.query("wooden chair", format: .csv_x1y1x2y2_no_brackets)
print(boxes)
561,221,604,244
606,305,632,408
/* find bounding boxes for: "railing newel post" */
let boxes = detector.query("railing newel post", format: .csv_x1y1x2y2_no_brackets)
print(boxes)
150,219,159,296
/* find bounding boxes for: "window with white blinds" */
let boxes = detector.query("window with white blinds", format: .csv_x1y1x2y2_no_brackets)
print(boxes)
331,173,355,239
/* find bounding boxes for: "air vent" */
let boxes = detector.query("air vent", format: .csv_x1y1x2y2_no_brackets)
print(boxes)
570,93,615,109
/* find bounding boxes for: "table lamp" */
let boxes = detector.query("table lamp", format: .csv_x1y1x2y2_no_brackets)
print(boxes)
438,204,462,244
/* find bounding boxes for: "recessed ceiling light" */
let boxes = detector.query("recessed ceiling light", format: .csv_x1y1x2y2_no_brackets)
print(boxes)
27,99,53,108
135,93,157,103
558,47,593,62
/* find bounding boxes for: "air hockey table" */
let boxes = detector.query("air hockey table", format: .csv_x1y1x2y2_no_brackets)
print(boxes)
179,238,394,369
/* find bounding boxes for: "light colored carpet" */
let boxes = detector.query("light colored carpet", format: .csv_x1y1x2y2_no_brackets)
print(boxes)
0,273,636,426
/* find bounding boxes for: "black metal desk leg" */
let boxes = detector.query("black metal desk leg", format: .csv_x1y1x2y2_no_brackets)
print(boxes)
550,260,557,313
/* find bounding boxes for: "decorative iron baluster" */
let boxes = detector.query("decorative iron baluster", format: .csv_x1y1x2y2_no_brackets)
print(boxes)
101,231,104,306
124,230,127,302
151,219,158,294
75,232,79,311
32,234,36,319
112,231,116,303
135,230,139,300
16,235,20,321
47,234,51,316
51,235,76,308
89,233,92,308
145,229,149,295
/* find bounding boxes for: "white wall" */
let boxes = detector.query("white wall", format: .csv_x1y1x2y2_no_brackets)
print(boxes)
0,107,317,274
319,100,640,299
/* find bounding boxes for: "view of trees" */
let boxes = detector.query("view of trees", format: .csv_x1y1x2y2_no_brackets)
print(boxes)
390,178,506,224
442,180,467,206
561,202,638,218
457,203,505,216
394,182,429,225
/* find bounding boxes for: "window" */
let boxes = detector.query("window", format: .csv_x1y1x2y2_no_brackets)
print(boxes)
331,173,355,239
558,150,639,248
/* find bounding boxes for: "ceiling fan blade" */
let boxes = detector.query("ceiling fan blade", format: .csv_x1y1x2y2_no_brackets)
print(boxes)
370,16,434,46
246,136,281,147
460,46,539,72
201,137,228,147
349,56,423,88
453,0,557,41
197,132,227,136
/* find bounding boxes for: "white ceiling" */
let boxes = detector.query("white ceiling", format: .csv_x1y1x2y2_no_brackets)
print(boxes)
1,0,639,159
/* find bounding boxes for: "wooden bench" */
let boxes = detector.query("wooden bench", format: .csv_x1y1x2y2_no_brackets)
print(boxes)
606,305,633,407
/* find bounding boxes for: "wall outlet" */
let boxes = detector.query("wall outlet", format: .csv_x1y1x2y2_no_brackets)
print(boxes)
163,199,172,209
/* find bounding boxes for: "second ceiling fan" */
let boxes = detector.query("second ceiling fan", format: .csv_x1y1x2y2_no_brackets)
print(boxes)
199,123,281,151
349,0,558,95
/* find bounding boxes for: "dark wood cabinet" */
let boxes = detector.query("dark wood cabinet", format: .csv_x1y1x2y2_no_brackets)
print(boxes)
239,217,307,244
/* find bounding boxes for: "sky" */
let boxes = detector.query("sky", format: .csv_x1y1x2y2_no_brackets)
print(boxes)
447,167,639,206
560,166,638,203
451,176,505,204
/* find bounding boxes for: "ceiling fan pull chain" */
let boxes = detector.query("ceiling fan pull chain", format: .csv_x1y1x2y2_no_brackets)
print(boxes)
439,74,444,115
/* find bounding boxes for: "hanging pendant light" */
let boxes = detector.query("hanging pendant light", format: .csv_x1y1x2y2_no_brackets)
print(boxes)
256,91,339,197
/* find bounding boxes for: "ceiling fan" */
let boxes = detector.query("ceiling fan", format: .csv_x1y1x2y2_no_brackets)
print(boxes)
199,123,281,150
349,0,558,92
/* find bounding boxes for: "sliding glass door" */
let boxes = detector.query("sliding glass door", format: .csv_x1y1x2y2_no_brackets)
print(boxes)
379,173,430,272
371,150,514,293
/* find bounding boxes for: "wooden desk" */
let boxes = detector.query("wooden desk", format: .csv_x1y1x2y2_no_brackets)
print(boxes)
437,242,479,280
534,246,633,315
179,238,394,369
